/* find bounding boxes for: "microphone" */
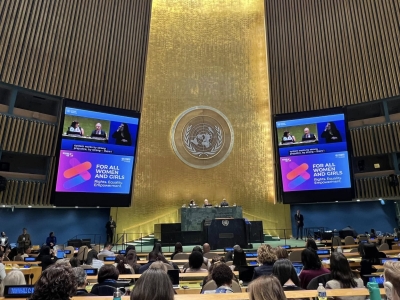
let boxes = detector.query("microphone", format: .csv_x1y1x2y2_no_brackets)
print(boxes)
29,273,34,285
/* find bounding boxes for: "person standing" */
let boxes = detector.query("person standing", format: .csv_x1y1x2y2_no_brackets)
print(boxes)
105,216,116,243
46,232,57,249
294,210,304,240
0,232,8,249
17,228,31,251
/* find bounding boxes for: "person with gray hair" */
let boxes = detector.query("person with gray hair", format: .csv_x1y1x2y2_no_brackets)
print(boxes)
73,267,96,296
0,270,26,296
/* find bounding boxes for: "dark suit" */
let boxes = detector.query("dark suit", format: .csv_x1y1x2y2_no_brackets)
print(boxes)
91,130,107,138
139,260,157,274
252,263,274,280
301,133,316,141
17,234,31,250
294,213,304,239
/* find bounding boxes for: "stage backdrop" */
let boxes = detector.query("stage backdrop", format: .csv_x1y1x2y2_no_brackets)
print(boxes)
112,0,291,240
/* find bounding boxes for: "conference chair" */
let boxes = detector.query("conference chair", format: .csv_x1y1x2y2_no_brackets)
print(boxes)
344,236,356,245
307,273,332,290
163,263,174,270
202,280,241,293
77,246,88,263
392,245,400,250
93,244,101,253
204,252,217,259
173,253,190,260
358,235,369,243
231,281,242,292
378,243,389,251
289,250,302,262
64,246,75,259
332,237,342,246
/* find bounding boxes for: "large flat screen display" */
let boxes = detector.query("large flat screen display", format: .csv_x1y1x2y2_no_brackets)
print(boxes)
52,99,140,207
275,108,353,204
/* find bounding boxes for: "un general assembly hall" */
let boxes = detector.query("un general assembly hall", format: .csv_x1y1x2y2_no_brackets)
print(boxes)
0,1,400,299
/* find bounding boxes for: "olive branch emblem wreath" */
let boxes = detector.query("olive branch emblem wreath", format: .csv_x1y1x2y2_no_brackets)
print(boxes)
184,125,223,157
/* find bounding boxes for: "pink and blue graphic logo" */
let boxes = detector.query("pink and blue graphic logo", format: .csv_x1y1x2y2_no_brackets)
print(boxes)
63,157,92,189
286,162,310,189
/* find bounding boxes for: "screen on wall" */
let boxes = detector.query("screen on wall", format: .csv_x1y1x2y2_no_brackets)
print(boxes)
275,108,353,204
52,99,140,207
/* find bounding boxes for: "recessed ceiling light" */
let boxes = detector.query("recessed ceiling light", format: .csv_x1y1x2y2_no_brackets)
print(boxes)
53,206,56,208
97,206,100,208
335,201,338,202
356,199,360,202
28,205,32,208
75,206,78,208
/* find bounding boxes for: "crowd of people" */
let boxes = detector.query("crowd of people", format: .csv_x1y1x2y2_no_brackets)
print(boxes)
0,238,400,299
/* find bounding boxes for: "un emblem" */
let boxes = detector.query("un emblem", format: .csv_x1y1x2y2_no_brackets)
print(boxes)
222,220,229,226
171,106,234,169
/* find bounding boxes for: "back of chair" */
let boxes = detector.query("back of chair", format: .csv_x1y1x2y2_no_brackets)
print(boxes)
204,252,218,259
202,280,218,291
173,253,190,260
163,263,174,270
344,236,355,245
289,250,302,262
65,246,75,259
93,245,101,253
307,273,332,290
91,285,117,296
332,237,341,246
77,246,88,262
378,243,389,251
231,280,241,293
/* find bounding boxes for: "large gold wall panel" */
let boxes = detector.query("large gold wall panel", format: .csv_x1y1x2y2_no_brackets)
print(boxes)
0,0,151,110
114,0,291,237
265,0,400,114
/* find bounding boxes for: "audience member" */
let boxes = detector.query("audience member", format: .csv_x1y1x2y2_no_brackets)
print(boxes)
253,244,277,280
225,244,241,262
126,249,141,273
193,246,209,267
86,245,98,265
152,243,163,255
91,265,119,295
184,251,207,273
248,275,288,300
299,248,329,289
203,243,211,254
272,259,302,291
22,246,32,259
55,258,71,267
275,247,289,260
383,261,400,300
0,269,26,297
156,253,178,270
325,252,365,300
36,245,58,271
358,243,385,275
148,261,167,272
114,254,133,274
29,265,77,300
231,248,247,271
13,249,25,261
130,267,174,300
91,256,104,269
46,232,57,249
202,256,226,288
203,263,234,294
305,239,318,251
69,257,80,268
0,251,5,282
171,242,183,260
125,245,140,261
99,242,114,256
139,251,158,274
73,267,96,296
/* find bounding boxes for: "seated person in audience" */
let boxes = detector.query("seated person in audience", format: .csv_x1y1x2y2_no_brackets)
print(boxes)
305,239,318,251
125,245,140,261
114,254,133,274
152,243,163,255
0,251,5,281
203,263,234,294
13,249,25,261
171,242,183,260
130,266,174,300
275,246,289,260
202,256,226,288
253,244,277,280
203,243,211,254
184,251,208,273
231,248,247,271
193,245,209,267
358,243,385,275
248,275,288,300
220,198,229,207
73,267,96,296
383,261,400,300
299,248,330,289
29,265,77,300
69,257,80,268
91,255,104,269
36,245,58,271
91,265,120,294
139,251,158,274
325,252,365,300
99,242,114,256
156,253,179,270
55,258,71,267
225,244,241,262
86,245,98,265
273,259,302,291
126,249,141,273
0,269,26,297
370,229,377,238
46,232,57,249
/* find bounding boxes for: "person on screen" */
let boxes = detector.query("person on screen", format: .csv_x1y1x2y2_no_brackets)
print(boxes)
281,131,296,144
321,122,342,143
301,128,317,141
67,121,84,136
112,123,132,146
91,123,107,139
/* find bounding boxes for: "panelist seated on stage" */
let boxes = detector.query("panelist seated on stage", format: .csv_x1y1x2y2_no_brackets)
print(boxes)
189,199,198,207
66,121,84,136
301,127,317,142
203,199,213,207
91,123,108,139
220,198,229,207
281,131,296,144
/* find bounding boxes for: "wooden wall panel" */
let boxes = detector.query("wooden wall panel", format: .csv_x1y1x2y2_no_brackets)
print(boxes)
265,0,400,114
355,176,400,199
0,0,152,111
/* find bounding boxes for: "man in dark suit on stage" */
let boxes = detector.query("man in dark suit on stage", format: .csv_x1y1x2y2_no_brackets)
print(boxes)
294,210,304,240
301,128,316,141
91,123,107,139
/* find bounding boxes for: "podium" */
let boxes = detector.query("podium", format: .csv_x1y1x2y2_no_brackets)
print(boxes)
204,218,248,250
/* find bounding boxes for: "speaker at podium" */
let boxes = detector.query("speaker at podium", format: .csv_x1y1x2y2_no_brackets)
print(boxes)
203,218,248,250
